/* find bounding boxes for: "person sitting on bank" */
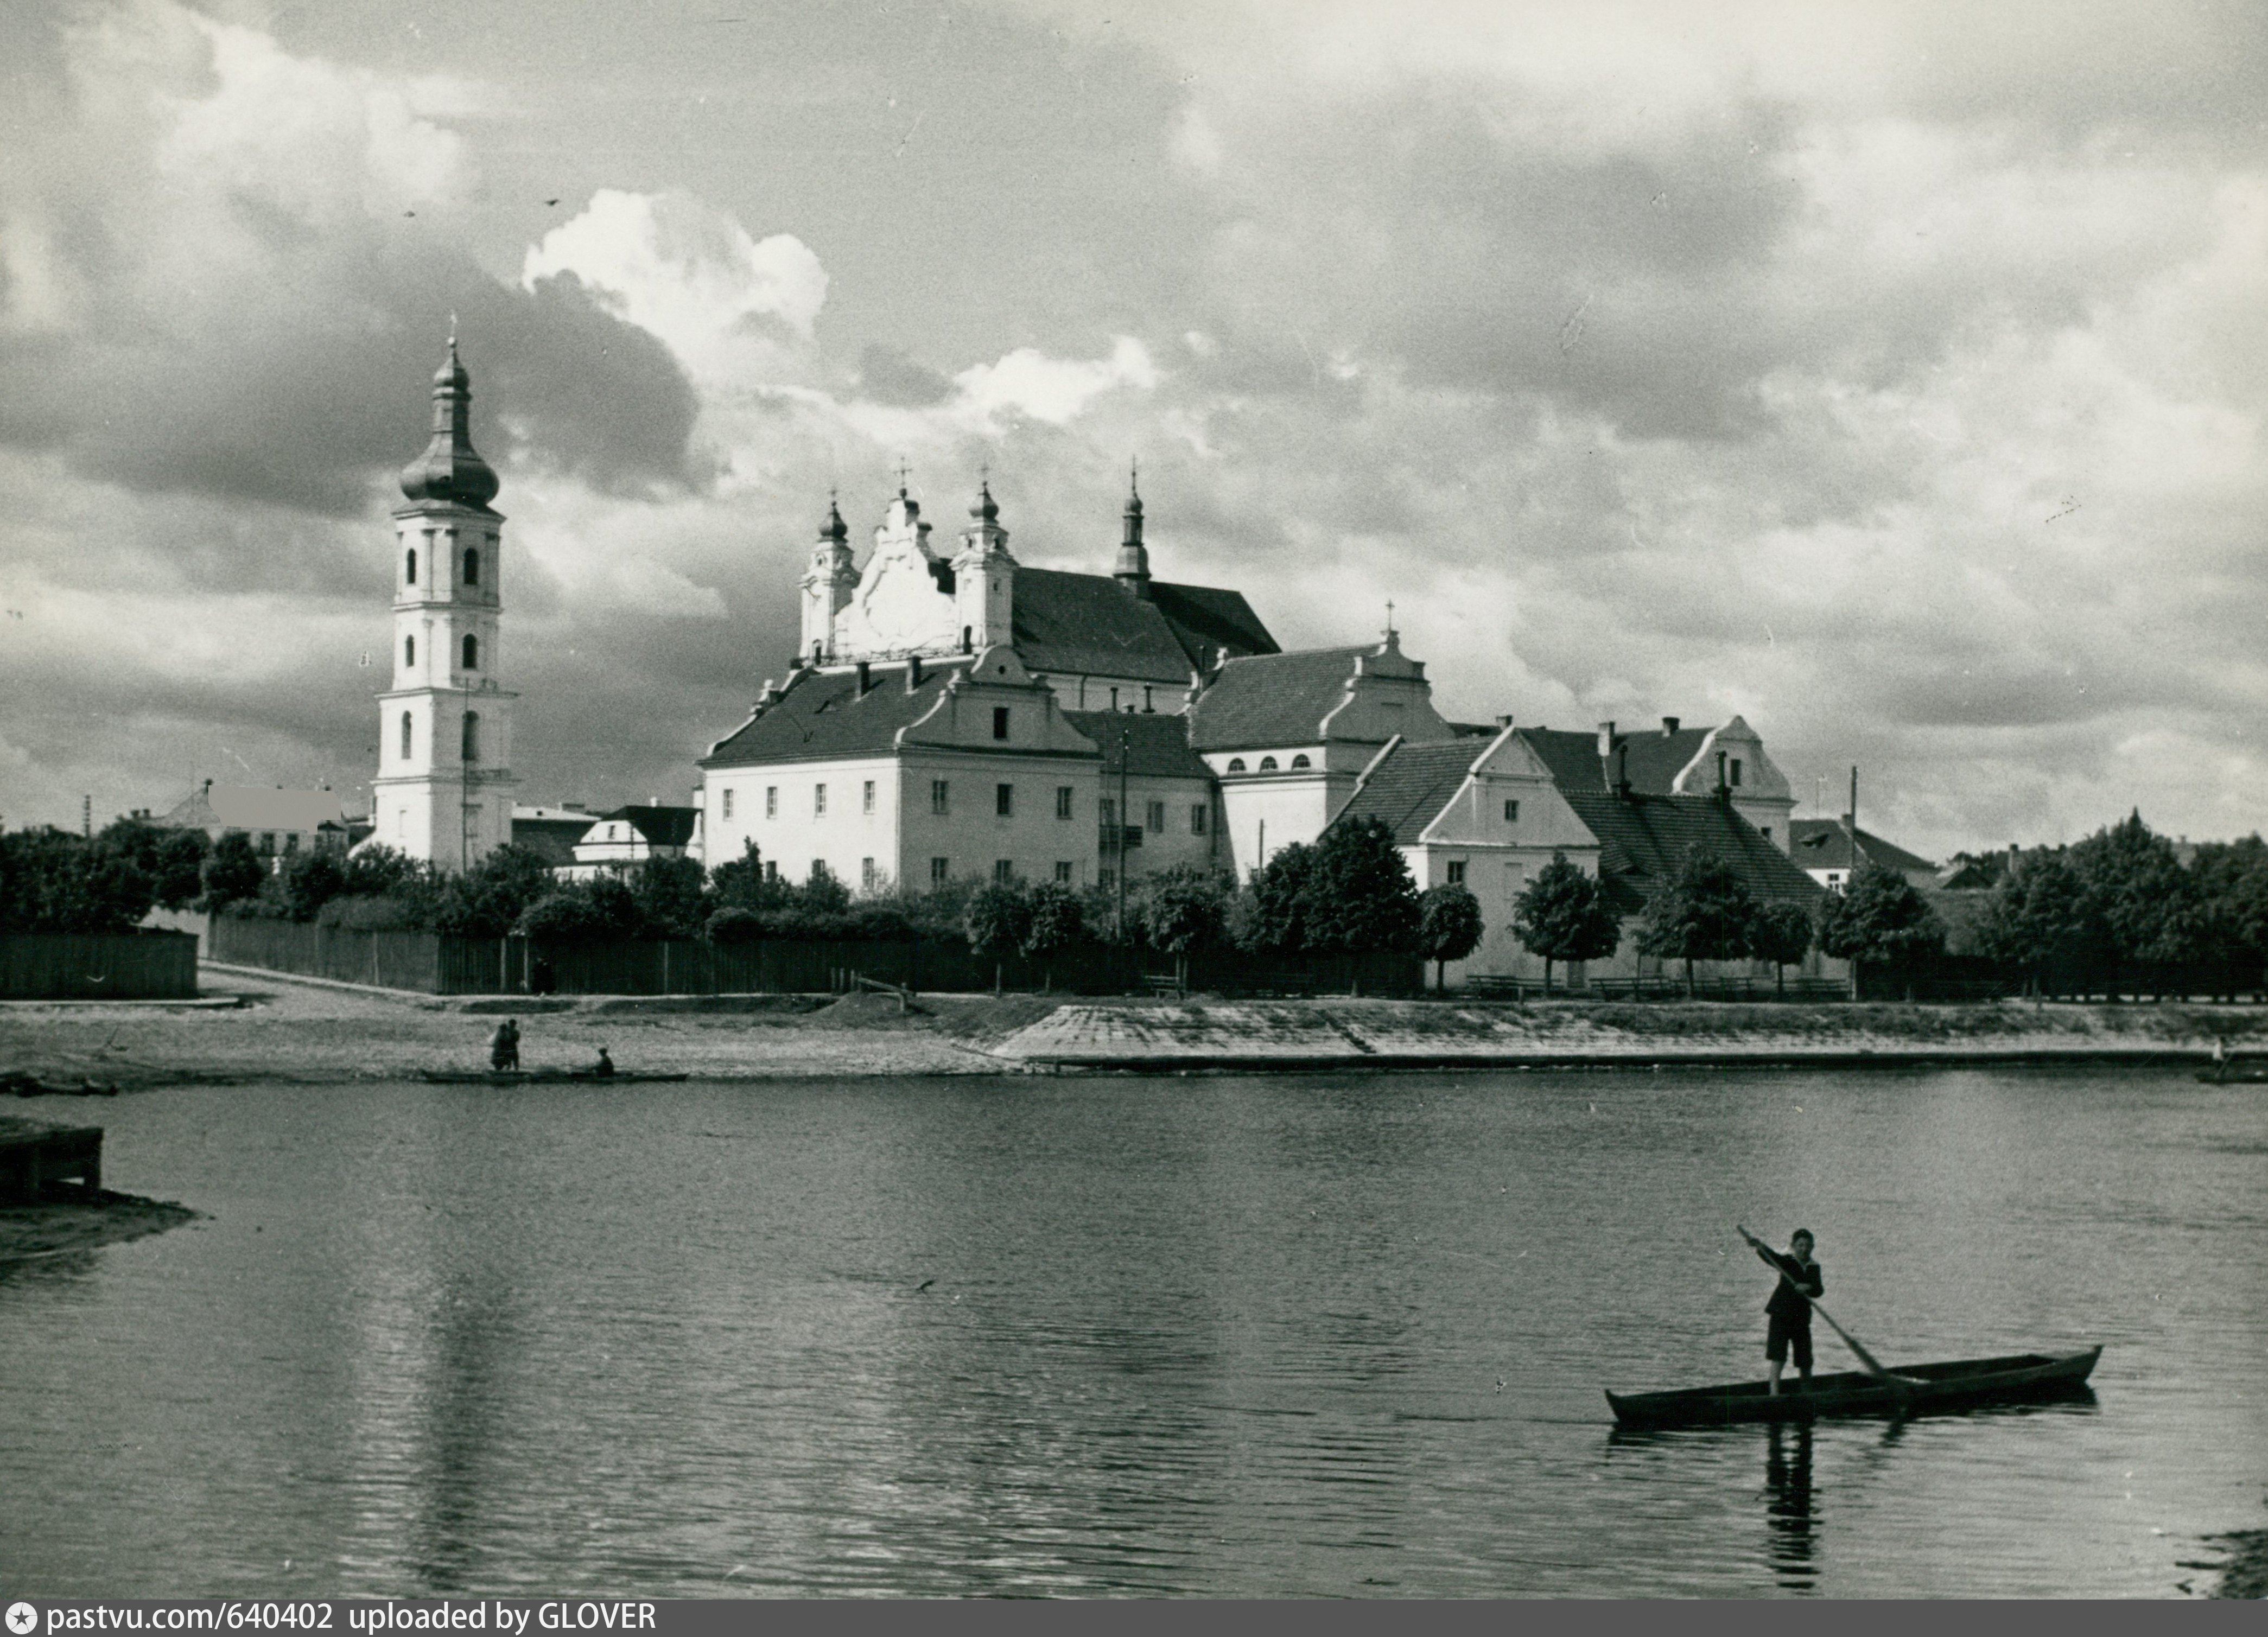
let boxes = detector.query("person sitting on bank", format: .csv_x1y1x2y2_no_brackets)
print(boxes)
593,1047,614,1078
1754,1228,1824,1395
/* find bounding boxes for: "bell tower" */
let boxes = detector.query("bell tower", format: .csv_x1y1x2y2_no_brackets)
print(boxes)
371,337,518,869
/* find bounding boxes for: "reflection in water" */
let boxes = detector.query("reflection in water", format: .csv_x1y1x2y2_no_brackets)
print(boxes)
1764,1422,1816,1592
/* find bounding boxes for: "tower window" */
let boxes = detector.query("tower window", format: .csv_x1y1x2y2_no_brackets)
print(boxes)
399,712,412,760
961,625,973,653
993,706,1010,740
404,635,415,668
461,711,480,763
462,634,478,670
405,548,417,585
463,547,479,586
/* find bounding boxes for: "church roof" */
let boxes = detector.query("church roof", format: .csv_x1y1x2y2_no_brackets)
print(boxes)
1011,569,1276,683
1559,791,1822,915
1333,741,1482,843
1061,711,1216,781
1185,646,1376,750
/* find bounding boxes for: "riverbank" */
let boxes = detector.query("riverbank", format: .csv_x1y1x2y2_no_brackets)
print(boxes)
2,964,2265,1085
0,1188,198,1263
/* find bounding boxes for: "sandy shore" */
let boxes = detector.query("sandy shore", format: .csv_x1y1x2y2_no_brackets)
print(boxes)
0,1188,198,1264
3,965,2265,1086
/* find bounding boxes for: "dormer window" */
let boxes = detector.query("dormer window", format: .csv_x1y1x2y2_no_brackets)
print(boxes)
462,634,478,670
1291,754,1311,769
1227,758,1246,773
463,547,479,586
1259,756,1278,771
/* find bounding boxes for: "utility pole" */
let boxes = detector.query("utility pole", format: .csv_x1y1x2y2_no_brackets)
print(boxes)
1845,764,1860,1001
1116,712,1130,947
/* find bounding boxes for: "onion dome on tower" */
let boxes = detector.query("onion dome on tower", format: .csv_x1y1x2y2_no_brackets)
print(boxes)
398,338,500,510
1115,459,1151,598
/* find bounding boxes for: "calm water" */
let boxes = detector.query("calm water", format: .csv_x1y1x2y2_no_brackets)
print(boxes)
2,1068,2263,1598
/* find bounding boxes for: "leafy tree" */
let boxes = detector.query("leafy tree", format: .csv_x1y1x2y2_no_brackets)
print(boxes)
339,844,425,900
1513,853,1621,995
1637,849,1762,998
630,855,710,939
278,850,348,922
1748,900,1815,998
705,906,768,944
433,844,556,939
515,875,646,941
1238,842,1317,956
1977,851,2107,997
1415,882,1484,991
94,819,208,910
710,838,787,914
1303,817,1421,957
2068,811,2207,993
1138,865,1228,995
799,866,853,916
964,880,1032,993
1816,861,1945,998
0,826,157,934
200,831,267,910
2189,836,2268,995
1020,881,1087,991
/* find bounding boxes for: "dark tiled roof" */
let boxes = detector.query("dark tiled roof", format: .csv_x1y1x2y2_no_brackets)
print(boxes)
1333,741,1480,843
600,805,701,849
1185,646,1372,750
1148,581,1279,670
1560,792,1824,915
1062,710,1215,780
511,817,593,868
1515,726,1714,797
1788,820,1936,876
1012,569,1276,683
701,660,979,768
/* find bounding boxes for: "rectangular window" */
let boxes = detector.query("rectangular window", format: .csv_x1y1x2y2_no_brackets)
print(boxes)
1446,860,1466,885
721,788,734,820
861,857,876,892
931,857,950,886
1146,800,1166,832
1054,861,1074,883
815,784,827,817
1101,798,1117,827
1503,799,1520,823
259,833,275,854
862,780,875,816
811,860,829,882
993,706,1010,741
1762,826,1772,843
764,860,779,882
1056,786,1074,820
1191,805,1208,835
284,832,300,855
1099,868,1116,890
765,786,778,819
996,782,1014,817
994,859,1015,884
931,779,950,816
1731,758,1744,787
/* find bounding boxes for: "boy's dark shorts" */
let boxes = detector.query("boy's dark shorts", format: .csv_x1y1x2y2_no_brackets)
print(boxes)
1767,1311,1813,1370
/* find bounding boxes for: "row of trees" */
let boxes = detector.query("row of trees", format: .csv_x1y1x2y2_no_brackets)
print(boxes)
1505,852,1833,996
0,820,214,934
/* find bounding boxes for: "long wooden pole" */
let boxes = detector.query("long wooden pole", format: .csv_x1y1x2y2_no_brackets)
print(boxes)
1738,1226,1919,1392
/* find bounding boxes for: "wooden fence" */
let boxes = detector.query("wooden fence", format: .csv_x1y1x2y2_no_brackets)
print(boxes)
209,918,1424,998
0,931,200,999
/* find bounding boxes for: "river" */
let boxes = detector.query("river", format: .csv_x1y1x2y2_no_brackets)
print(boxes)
2,1067,2262,1597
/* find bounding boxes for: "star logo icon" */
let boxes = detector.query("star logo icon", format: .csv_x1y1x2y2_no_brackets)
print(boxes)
7,1602,39,1635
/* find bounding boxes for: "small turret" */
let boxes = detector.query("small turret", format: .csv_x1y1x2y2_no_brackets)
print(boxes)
799,489,860,663
398,339,500,510
1115,460,1151,599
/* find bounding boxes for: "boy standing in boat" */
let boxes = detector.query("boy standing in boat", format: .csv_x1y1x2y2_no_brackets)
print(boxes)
1756,1229,1823,1394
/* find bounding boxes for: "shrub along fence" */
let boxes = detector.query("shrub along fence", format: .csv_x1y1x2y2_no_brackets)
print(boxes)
1,930,200,999
209,918,1425,999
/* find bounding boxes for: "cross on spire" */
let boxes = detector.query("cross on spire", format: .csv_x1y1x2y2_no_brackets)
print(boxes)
1129,454,1139,496
1385,599,1397,638
894,457,912,495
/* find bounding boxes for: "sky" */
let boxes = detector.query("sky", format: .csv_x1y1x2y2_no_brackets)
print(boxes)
2,0,2265,859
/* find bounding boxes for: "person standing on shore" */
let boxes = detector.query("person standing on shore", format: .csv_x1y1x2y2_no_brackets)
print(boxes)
1754,1229,1824,1395
489,1019,520,1072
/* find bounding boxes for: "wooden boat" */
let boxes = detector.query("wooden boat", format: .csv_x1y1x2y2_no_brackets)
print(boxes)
417,1068,690,1085
1606,1346,2101,1428
2196,1065,2268,1084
